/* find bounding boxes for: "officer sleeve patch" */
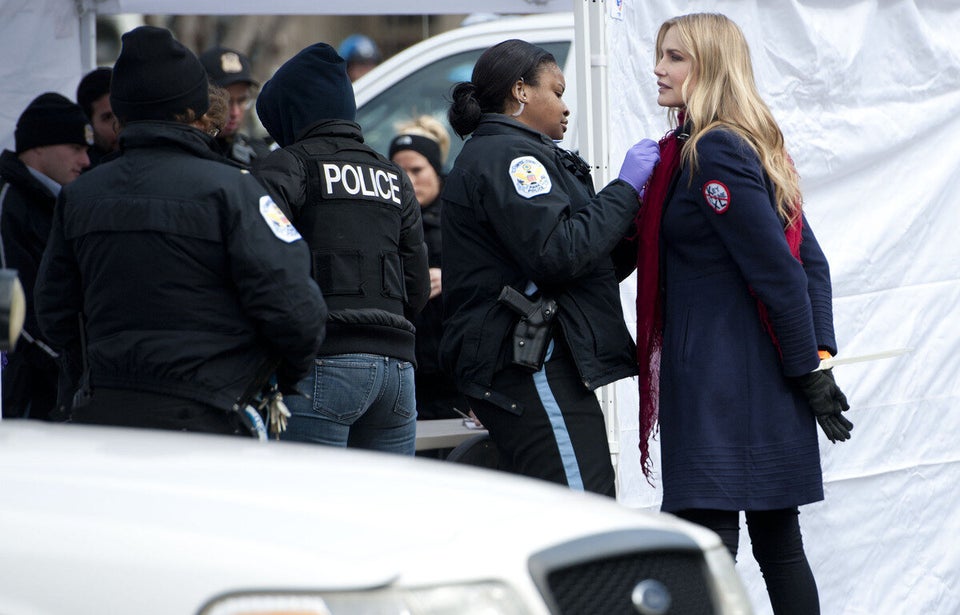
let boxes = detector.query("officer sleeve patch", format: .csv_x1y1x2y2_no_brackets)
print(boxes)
509,156,552,198
703,180,730,214
259,196,302,243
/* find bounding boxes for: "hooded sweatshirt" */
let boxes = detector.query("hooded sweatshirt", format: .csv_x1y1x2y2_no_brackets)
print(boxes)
256,43,357,148
254,42,430,364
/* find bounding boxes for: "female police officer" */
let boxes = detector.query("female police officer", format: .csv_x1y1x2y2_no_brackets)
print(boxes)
439,39,659,496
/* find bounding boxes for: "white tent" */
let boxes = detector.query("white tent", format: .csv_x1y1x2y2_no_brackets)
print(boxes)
1,1,958,613
604,3,960,614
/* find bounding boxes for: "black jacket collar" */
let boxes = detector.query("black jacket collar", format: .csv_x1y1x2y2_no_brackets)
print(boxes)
472,114,558,149
472,114,591,182
295,119,364,144
118,121,225,163
0,149,56,202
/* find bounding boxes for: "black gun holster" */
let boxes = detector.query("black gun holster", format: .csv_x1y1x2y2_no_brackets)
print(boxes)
498,286,559,373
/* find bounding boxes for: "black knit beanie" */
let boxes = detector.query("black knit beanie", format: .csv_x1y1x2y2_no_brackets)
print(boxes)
110,26,209,123
388,134,444,177
14,93,92,154
76,67,112,120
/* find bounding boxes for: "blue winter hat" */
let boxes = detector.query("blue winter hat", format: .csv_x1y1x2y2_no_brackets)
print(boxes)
338,34,381,65
256,43,356,148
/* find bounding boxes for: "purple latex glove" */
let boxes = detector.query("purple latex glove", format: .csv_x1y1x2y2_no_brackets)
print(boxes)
618,138,660,193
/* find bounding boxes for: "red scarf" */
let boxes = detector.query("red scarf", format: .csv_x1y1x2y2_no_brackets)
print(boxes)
634,122,682,480
634,118,803,479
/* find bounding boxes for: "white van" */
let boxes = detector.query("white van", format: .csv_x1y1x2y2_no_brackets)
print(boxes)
352,13,577,172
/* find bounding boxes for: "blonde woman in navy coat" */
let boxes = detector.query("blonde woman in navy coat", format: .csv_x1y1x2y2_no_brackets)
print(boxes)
635,13,854,615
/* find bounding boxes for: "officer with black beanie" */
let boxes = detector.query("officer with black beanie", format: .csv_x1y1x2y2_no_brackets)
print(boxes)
0,92,91,420
34,26,326,436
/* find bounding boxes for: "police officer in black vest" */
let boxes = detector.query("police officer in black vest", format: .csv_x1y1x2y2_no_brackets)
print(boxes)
255,43,430,454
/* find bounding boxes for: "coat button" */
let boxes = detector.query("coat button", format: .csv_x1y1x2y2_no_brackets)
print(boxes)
484,391,491,397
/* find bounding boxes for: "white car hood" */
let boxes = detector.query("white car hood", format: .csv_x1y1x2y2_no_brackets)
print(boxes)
0,422,719,614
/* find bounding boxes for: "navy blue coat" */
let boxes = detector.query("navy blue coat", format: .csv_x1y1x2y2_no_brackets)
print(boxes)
658,128,836,512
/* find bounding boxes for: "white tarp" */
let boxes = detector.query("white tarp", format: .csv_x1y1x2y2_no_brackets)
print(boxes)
0,1,86,152
605,2,960,613
0,0,574,150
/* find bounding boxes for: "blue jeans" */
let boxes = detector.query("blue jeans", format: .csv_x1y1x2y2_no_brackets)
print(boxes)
281,353,417,455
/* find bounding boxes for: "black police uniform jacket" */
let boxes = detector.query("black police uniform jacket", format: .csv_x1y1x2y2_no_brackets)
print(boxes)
255,120,430,364
211,132,272,170
412,193,461,416
414,194,445,378
0,150,60,397
34,122,327,411
440,115,639,412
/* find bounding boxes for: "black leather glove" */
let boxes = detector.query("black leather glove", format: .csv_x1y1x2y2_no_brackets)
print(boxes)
792,369,853,443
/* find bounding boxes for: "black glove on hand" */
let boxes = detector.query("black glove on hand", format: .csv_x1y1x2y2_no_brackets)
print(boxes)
792,369,853,443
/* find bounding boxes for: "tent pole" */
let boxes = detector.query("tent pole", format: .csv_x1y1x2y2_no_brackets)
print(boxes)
77,0,98,73
573,0,611,188
574,0,622,494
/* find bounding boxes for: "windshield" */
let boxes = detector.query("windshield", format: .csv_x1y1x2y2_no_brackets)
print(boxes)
356,41,570,173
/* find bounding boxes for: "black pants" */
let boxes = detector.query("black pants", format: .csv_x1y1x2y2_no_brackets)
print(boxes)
1,353,58,420
469,338,616,497
675,507,820,615
72,387,246,436
415,372,463,421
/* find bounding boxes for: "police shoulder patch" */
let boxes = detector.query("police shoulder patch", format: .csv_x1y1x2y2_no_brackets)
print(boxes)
702,180,730,214
259,195,301,243
509,156,552,198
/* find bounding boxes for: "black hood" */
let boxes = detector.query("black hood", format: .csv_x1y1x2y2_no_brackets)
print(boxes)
256,43,356,148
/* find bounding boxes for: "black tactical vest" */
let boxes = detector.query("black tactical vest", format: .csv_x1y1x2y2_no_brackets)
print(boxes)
286,138,408,318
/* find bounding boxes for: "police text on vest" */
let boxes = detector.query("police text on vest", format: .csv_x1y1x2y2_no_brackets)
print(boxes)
322,163,402,205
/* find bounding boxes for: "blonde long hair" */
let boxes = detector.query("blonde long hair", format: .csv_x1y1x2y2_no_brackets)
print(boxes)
657,13,801,223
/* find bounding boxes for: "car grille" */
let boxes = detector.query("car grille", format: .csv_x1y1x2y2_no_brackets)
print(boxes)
529,530,717,615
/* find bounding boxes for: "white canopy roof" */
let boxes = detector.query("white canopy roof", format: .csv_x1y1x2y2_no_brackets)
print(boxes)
87,0,571,15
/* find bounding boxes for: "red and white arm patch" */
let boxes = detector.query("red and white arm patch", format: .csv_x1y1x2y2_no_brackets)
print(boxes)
702,180,730,214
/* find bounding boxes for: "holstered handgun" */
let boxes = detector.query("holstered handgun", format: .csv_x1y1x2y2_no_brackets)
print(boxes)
498,285,559,372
